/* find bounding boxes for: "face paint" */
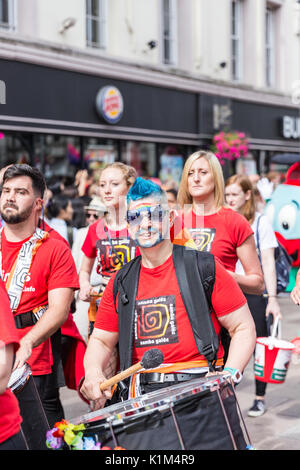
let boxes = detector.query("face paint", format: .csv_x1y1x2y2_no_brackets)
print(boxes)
134,227,164,248
127,203,169,248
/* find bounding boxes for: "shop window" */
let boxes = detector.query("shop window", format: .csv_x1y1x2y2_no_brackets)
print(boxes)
158,144,185,187
231,0,243,82
35,135,119,199
0,0,16,31
120,141,156,177
33,135,82,187
86,0,107,49
84,137,117,171
235,153,258,175
161,0,177,65
0,132,30,168
37,135,118,177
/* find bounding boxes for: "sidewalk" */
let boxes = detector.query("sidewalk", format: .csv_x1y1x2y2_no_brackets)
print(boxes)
236,294,300,450
60,293,300,451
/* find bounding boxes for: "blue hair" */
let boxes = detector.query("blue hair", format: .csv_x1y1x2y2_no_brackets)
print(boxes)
127,177,163,203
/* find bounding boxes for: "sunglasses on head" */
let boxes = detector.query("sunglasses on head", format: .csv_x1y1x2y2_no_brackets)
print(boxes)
126,205,167,226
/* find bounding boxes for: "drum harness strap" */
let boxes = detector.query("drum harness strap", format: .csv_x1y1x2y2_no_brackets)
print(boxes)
0,227,49,328
113,244,220,397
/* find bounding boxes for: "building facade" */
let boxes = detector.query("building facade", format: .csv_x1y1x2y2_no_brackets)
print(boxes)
0,0,299,184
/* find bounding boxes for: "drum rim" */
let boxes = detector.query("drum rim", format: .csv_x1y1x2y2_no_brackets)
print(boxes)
72,373,231,427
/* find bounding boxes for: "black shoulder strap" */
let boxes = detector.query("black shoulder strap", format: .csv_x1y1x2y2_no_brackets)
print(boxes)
67,225,73,247
255,215,262,256
196,248,215,310
113,256,142,312
172,244,218,370
113,256,142,371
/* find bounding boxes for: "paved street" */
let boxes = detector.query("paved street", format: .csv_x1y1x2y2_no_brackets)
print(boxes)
237,294,300,450
60,293,300,451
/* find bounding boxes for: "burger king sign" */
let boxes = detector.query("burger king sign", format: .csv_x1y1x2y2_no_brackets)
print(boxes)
95,86,124,124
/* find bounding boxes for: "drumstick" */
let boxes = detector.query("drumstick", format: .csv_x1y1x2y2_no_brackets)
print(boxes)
99,349,164,391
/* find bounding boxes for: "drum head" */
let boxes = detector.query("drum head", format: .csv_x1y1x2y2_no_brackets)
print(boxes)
8,363,31,392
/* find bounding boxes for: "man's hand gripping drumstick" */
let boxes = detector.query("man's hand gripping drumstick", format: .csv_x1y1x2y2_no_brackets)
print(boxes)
80,348,164,411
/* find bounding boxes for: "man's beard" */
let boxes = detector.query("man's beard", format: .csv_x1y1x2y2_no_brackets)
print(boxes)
1,203,34,224
134,227,166,248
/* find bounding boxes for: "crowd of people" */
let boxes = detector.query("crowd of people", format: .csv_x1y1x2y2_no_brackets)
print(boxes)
0,154,298,450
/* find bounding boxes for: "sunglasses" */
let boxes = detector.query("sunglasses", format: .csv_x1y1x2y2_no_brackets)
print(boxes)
126,205,168,226
86,212,99,220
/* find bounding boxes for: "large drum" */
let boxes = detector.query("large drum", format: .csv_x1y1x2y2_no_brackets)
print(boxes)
8,363,50,450
72,374,252,450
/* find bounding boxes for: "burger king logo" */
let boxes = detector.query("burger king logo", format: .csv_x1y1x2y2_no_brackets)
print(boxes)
95,86,124,124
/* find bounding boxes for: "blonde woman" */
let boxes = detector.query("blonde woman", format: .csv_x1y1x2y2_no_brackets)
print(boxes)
177,150,264,295
225,174,281,417
79,162,138,337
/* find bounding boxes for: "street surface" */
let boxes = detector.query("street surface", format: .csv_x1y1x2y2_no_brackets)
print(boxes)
60,293,300,451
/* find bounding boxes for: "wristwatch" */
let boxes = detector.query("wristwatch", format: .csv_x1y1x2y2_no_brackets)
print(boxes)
223,367,243,384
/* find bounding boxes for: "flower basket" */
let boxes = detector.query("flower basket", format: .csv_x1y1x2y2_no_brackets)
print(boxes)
211,131,249,165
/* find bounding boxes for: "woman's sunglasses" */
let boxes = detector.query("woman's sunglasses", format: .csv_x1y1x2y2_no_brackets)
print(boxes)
86,212,99,220
126,205,167,226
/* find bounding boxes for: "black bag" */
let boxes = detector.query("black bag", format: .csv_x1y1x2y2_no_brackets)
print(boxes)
274,243,292,293
256,215,292,294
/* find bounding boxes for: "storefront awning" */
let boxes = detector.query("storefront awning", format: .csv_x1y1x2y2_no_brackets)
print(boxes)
271,153,300,164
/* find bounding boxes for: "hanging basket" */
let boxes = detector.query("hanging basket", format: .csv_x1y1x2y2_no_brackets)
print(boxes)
211,131,249,165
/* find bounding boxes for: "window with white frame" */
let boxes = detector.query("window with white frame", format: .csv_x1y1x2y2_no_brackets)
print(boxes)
162,0,177,65
265,7,275,87
231,0,243,81
86,0,107,49
0,0,16,31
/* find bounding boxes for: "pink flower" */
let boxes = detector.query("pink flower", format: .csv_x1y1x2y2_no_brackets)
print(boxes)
212,130,248,162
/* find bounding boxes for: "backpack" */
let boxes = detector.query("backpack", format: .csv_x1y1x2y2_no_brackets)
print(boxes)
112,244,219,372
256,215,292,294
274,243,292,293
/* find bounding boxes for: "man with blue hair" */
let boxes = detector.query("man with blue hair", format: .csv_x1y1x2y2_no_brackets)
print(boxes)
81,177,256,450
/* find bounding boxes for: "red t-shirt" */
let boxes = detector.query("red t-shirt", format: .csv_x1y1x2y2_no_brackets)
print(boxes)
0,230,79,375
173,207,253,271
0,278,22,444
81,220,139,281
95,253,246,365
40,219,69,246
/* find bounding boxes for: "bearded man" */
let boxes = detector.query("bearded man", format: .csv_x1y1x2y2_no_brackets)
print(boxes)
0,164,79,449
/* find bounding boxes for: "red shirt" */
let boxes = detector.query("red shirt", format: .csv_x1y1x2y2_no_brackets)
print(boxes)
0,230,79,375
0,279,22,444
81,220,139,280
95,253,246,365
173,207,253,271
41,219,69,246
